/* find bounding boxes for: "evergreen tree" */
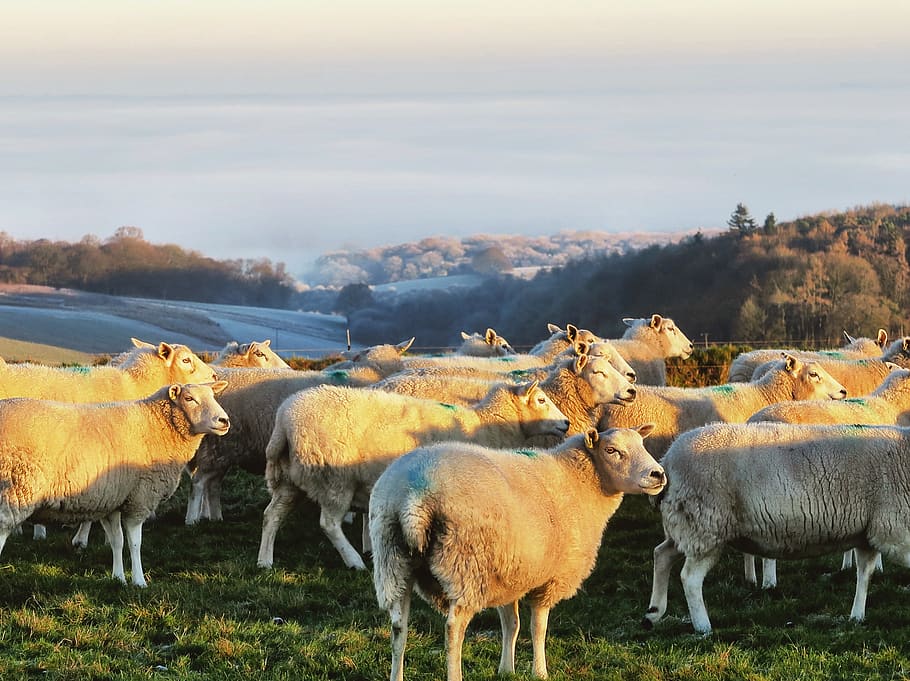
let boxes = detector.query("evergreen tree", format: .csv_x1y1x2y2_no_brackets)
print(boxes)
728,203,758,235
763,212,777,234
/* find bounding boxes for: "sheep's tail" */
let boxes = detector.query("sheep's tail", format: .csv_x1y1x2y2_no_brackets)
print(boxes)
264,417,290,490
371,492,434,611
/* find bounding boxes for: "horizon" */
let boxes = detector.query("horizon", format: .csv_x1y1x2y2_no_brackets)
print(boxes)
2,1,908,277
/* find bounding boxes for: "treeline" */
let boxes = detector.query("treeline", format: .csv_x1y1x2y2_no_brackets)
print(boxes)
339,204,910,351
0,226,296,307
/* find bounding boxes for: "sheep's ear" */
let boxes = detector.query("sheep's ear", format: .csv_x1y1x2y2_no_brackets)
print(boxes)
485,328,498,344
460,331,471,341
878,329,888,347
886,361,901,372
637,423,656,439
650,314,663,328
397,337,416,354
843,330,855,344
622,317,635,327
168,384,182,400
238,342,253,355
546,322,561,334
210,379,229,394
573,340,591,356
260,339,272,348
157,342,176,362
782,353,798,371
521,379,540,397
131,337,155,349
566,324,579,342
904,338,910,353
573,352,589,374
584,428,599,450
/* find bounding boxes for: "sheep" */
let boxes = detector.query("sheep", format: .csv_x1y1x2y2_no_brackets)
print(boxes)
256,379,571,571
528,323,604,362
741,367,910,588
0,381,230,586
726,329,889,382
608,314,694,385
749,356,898,397
183,339,417,525
0,337,217,402
456,328,515,356
212,339,290,368
642,421,910,633
375,344,636,436
597,354,847,459
370,424,666,681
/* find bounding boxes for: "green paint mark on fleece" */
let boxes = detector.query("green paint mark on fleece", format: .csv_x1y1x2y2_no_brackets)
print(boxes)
64,365,91,374
508,369,532,379
514,449,538,458
327,370,350,384
710,385,735,395
437,402,458,411
818,350,846,359
844,398,868,406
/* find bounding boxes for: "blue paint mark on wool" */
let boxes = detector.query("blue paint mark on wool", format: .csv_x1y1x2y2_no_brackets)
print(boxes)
514,449,537,458
64,365,91,374
327,370,349,384
819,351,846,359
407,467,430,492
710,385,735,395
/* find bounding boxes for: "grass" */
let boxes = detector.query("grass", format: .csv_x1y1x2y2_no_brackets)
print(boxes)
3,469,910,681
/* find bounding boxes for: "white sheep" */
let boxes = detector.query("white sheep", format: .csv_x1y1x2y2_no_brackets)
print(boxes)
0,381,230,586
184,339,417,525
726,329,889,382
212,339,290,368
375,344,636,436
257,379,570,571
0,337,217,402
643,421,910,633
528,323,604,362
749,355,897,396
598,354,847,459
457,328,515,356
608,314,694,385
370,424,665,681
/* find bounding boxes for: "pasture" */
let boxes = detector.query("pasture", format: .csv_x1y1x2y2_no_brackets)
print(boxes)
2,465,909,680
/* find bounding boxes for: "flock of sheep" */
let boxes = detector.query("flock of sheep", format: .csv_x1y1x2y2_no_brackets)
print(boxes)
4,320,910,680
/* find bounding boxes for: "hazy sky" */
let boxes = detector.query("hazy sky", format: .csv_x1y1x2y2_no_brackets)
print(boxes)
1,1,908,277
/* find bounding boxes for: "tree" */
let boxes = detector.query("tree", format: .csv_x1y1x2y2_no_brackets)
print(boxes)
471,246,512,275
762,212,777,234
728,203,758,236
334,283,374,315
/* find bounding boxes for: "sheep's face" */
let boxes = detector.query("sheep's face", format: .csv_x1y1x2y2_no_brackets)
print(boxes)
576,353,636,405
517,381,569,438
169,381,231,436
234,340,289,369
162,343,219,383
586,425,666,496
622,315,694,359
459,329,515,357
781,355,848,400
586,341,637,384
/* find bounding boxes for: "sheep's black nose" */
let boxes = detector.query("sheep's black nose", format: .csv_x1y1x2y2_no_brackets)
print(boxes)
650,469,666,484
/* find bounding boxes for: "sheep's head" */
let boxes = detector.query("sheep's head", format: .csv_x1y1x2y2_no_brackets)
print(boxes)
168,381,231,436
585,425,665,496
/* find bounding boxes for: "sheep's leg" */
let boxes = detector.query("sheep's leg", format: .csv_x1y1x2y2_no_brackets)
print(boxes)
497,600,520,675
529,604,550,678
388,580,413,681
761,558,778,589
643,537,682,628
320,498,366,570
32,524,47,541
72,521,92,549
445,604,473,681
743,554,757,585
257,482,301,568
850,546,879,621
680,549,722,634
99,512,126,584
122,515,147,587
204,474,225,522
361,513,372,556
0,528,9,554
186,470,218,525
842,549,854,570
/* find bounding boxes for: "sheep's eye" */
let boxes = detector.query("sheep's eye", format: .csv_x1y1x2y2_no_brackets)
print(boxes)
536,396,547,405
809,371,819,379
182,357,192,364
184,395,196,403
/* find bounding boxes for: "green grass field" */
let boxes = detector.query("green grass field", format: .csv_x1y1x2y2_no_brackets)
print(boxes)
3,465,910,681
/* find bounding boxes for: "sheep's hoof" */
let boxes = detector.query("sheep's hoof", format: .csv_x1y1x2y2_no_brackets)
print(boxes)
641,617,654,630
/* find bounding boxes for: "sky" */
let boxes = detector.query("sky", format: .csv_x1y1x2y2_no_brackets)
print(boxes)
1,1,909,279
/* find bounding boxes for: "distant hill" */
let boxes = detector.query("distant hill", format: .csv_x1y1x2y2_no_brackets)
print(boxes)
303,229,719,287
